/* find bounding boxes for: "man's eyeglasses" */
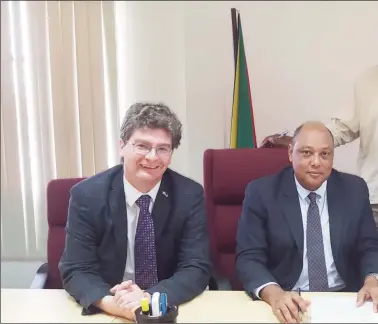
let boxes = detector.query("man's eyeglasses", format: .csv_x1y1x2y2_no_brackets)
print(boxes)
129,142,172,157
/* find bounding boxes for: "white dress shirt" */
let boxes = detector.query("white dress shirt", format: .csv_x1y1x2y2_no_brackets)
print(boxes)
326,65,378,204
254,176,345,298
122,177,161,282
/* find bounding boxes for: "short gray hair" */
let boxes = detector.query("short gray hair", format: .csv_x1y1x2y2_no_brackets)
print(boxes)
120,102,182,149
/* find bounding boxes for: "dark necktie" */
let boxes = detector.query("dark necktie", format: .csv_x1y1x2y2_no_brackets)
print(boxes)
307,192,329,291
134,195,158,289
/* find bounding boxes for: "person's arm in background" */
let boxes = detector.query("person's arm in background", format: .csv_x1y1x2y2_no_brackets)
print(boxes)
326,71,371,148
261,78,362,149
326,115,359,147
326,80,361,147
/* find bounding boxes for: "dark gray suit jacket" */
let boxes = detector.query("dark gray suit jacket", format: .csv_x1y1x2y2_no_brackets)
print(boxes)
59,164,211,314
236,166,378,297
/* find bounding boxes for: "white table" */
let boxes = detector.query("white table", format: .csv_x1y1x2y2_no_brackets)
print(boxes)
1,289,116,323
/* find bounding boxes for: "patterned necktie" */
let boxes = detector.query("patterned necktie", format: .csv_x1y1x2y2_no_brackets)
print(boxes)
134,195,158,290
307,192,329,291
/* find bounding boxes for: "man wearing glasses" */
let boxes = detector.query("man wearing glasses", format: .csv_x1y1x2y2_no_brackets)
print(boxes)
59,102,211,320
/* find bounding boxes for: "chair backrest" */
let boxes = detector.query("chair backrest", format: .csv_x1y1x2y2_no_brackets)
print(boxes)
203,148,290,290
46,177,85,288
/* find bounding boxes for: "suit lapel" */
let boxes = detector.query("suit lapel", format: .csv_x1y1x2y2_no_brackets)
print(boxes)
109,168,128,261
327,171,344,260
151,172,172,238
280,168,304,255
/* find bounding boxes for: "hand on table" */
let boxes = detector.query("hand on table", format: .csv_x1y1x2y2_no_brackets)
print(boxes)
110,280,151,320
261,285,310,323
357,276,378,313
271,291,310,323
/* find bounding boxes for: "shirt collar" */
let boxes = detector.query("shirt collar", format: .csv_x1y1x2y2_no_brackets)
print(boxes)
123,176,161,207
294,174,327,201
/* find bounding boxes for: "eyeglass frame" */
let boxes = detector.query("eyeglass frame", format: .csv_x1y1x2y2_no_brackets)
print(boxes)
126,141,173,157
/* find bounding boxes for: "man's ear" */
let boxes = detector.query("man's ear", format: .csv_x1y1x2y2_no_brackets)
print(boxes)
119,139,125,149
288,144,293,163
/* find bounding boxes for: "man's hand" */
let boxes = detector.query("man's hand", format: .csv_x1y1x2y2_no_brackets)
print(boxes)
110,280,133,295
94,294,139,321
261,285,310,323
356,276,378,313
259,134,293,148
111,280,151,311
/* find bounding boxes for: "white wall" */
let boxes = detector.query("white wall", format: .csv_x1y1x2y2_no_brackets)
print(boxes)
1,261,44,288
3,0,378,288
115,1,189,175
118,0,378,183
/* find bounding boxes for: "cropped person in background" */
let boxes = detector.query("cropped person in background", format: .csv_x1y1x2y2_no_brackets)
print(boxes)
260,65,378,230
59,102,211,320
238,121,378,323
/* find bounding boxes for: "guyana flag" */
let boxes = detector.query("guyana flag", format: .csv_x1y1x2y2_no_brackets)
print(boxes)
230,10,257,148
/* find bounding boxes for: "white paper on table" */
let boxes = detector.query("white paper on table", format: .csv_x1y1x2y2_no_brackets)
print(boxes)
310,295,378,323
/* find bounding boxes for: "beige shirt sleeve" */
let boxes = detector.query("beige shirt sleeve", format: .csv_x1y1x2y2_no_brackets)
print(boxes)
326,82,361,147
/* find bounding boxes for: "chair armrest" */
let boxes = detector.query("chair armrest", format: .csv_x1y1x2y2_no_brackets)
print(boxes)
30,262,48,289
208,271,232,290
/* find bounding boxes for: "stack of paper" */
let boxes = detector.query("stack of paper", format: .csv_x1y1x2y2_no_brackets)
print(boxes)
310,295,378,323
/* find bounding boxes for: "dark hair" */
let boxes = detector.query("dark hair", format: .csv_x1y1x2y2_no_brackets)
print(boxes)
292,122,334,145
120,102,182,149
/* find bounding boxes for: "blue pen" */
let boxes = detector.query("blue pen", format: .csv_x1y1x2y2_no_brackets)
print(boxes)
160,293,167,316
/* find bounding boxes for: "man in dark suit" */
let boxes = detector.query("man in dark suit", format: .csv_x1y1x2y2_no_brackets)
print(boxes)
59,102,211,320
236,121,378,323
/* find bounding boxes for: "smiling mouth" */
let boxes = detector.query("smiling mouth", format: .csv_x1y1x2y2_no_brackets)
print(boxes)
308,172,322,176
141,165,159,170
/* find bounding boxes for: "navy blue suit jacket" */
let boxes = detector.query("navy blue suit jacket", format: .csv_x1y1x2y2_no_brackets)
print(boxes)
236,166,378,297
59,164,211,314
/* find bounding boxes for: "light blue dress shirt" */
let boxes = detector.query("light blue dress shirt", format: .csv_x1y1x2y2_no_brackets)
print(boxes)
254,176,345,298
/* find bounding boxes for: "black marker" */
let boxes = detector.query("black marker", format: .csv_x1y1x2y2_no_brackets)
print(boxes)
297,288,302,313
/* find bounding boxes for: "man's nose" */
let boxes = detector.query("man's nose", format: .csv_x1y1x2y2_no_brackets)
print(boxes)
311,154,321,166
145,148,158,159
